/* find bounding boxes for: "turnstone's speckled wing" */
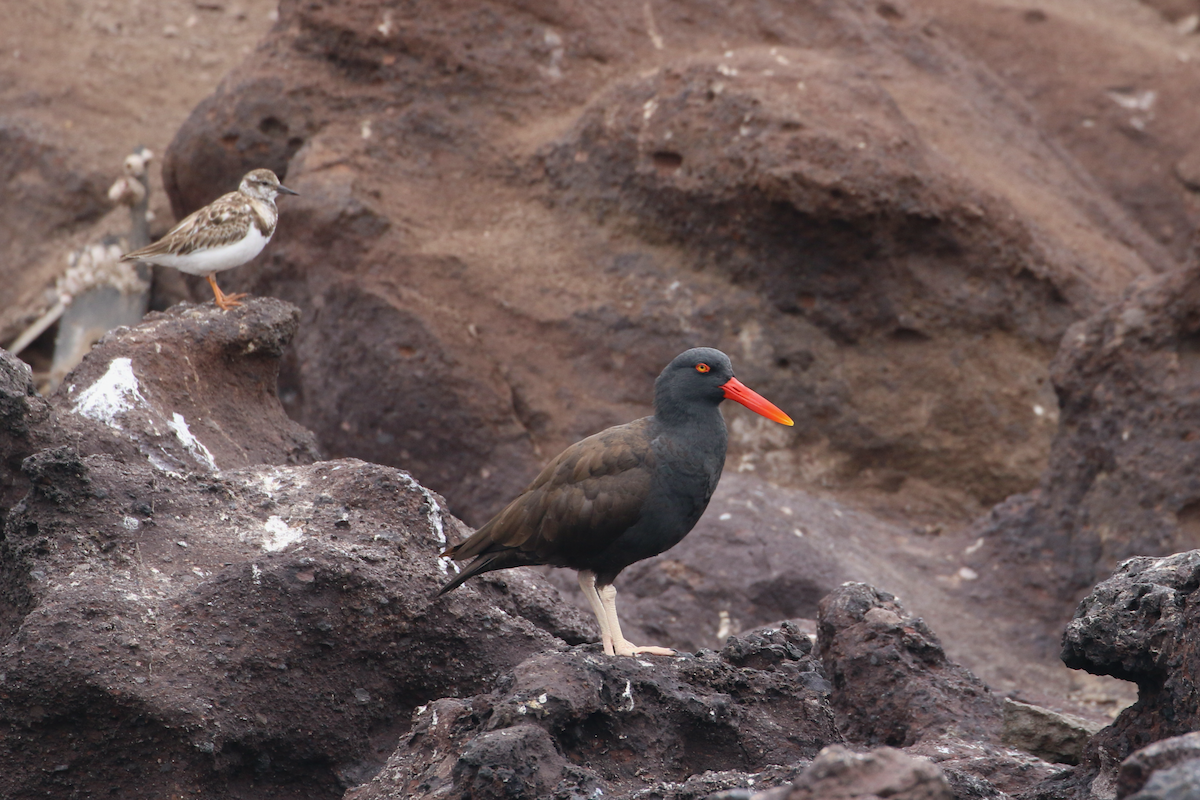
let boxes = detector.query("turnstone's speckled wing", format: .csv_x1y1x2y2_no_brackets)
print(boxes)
127,192,272,263
121,168,296,310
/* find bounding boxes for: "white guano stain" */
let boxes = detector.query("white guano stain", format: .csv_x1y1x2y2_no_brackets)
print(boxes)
167,413,218,472
398,472,456,576
72,358,146,428
262,516,303,552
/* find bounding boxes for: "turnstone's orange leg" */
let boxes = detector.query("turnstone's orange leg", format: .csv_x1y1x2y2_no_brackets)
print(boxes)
207,274,247,310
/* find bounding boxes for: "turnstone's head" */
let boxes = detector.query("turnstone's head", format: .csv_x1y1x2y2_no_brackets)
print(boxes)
239,169,299,201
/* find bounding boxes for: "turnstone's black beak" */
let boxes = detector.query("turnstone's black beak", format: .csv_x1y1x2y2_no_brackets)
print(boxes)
278,184,299,196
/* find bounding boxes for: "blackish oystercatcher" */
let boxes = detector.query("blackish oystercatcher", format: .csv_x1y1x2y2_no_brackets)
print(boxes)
438,347,794,657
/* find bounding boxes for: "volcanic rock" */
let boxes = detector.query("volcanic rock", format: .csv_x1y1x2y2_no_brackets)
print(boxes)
965,260,1200,660
349,622,839,800
54,298,321,474
0,299,603,799
161,0,1163,529
818,582,1003,748
1058,552,1200,794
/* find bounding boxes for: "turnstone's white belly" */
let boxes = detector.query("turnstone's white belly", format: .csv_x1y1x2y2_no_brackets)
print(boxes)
149,225,270,276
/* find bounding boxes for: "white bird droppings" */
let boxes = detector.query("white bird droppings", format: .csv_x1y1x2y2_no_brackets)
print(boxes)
72,358,146,428
262,516,303,552
167,413,218,472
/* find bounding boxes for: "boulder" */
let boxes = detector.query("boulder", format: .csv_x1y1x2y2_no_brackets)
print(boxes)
965,260,1200,654
350,622,840,800
0,299,598,798
818,582,1003,748
54,299,321,473
1001,698,1104,766
1118,732,1200,799
1062,552,1200,783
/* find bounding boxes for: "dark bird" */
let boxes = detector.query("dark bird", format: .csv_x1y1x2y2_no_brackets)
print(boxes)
438,347,794,656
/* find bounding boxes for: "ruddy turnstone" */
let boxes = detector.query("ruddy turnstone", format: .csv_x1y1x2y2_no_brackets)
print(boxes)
120,168,298,310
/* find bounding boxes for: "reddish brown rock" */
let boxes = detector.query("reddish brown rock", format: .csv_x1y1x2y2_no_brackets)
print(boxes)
818,582,1003,748
964,260,1200,660
53,298,321,473
161,0,1161,527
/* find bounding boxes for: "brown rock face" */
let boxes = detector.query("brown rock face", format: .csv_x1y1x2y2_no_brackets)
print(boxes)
965,261,1200,653
0,299,601,799
161,0,1161,526
818,582,1002,748
916,0,1200,262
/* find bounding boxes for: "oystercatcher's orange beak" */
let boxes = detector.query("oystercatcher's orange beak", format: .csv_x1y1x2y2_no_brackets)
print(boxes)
721,377,794,426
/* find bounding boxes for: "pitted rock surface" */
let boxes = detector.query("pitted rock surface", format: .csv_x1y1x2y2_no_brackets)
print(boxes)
352,622,839,800
1056,552,1200,797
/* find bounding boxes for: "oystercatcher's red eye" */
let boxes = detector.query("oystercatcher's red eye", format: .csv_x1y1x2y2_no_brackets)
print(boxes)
695,363,711,373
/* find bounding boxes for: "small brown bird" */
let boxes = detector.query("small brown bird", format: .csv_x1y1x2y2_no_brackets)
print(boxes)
120,168,298,310
439,347,794,657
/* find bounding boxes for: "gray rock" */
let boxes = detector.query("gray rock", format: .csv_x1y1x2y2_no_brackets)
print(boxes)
1119,732,1200,799
1128,761,1200,800
1001,698,1104,765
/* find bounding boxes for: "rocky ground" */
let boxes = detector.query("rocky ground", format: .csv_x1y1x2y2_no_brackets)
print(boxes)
6,0,1200,798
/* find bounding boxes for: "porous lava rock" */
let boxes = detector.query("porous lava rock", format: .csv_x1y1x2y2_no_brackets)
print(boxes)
349,622,840,800
0,299,601,799
161,0,1163,528
1055,551,1200,797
